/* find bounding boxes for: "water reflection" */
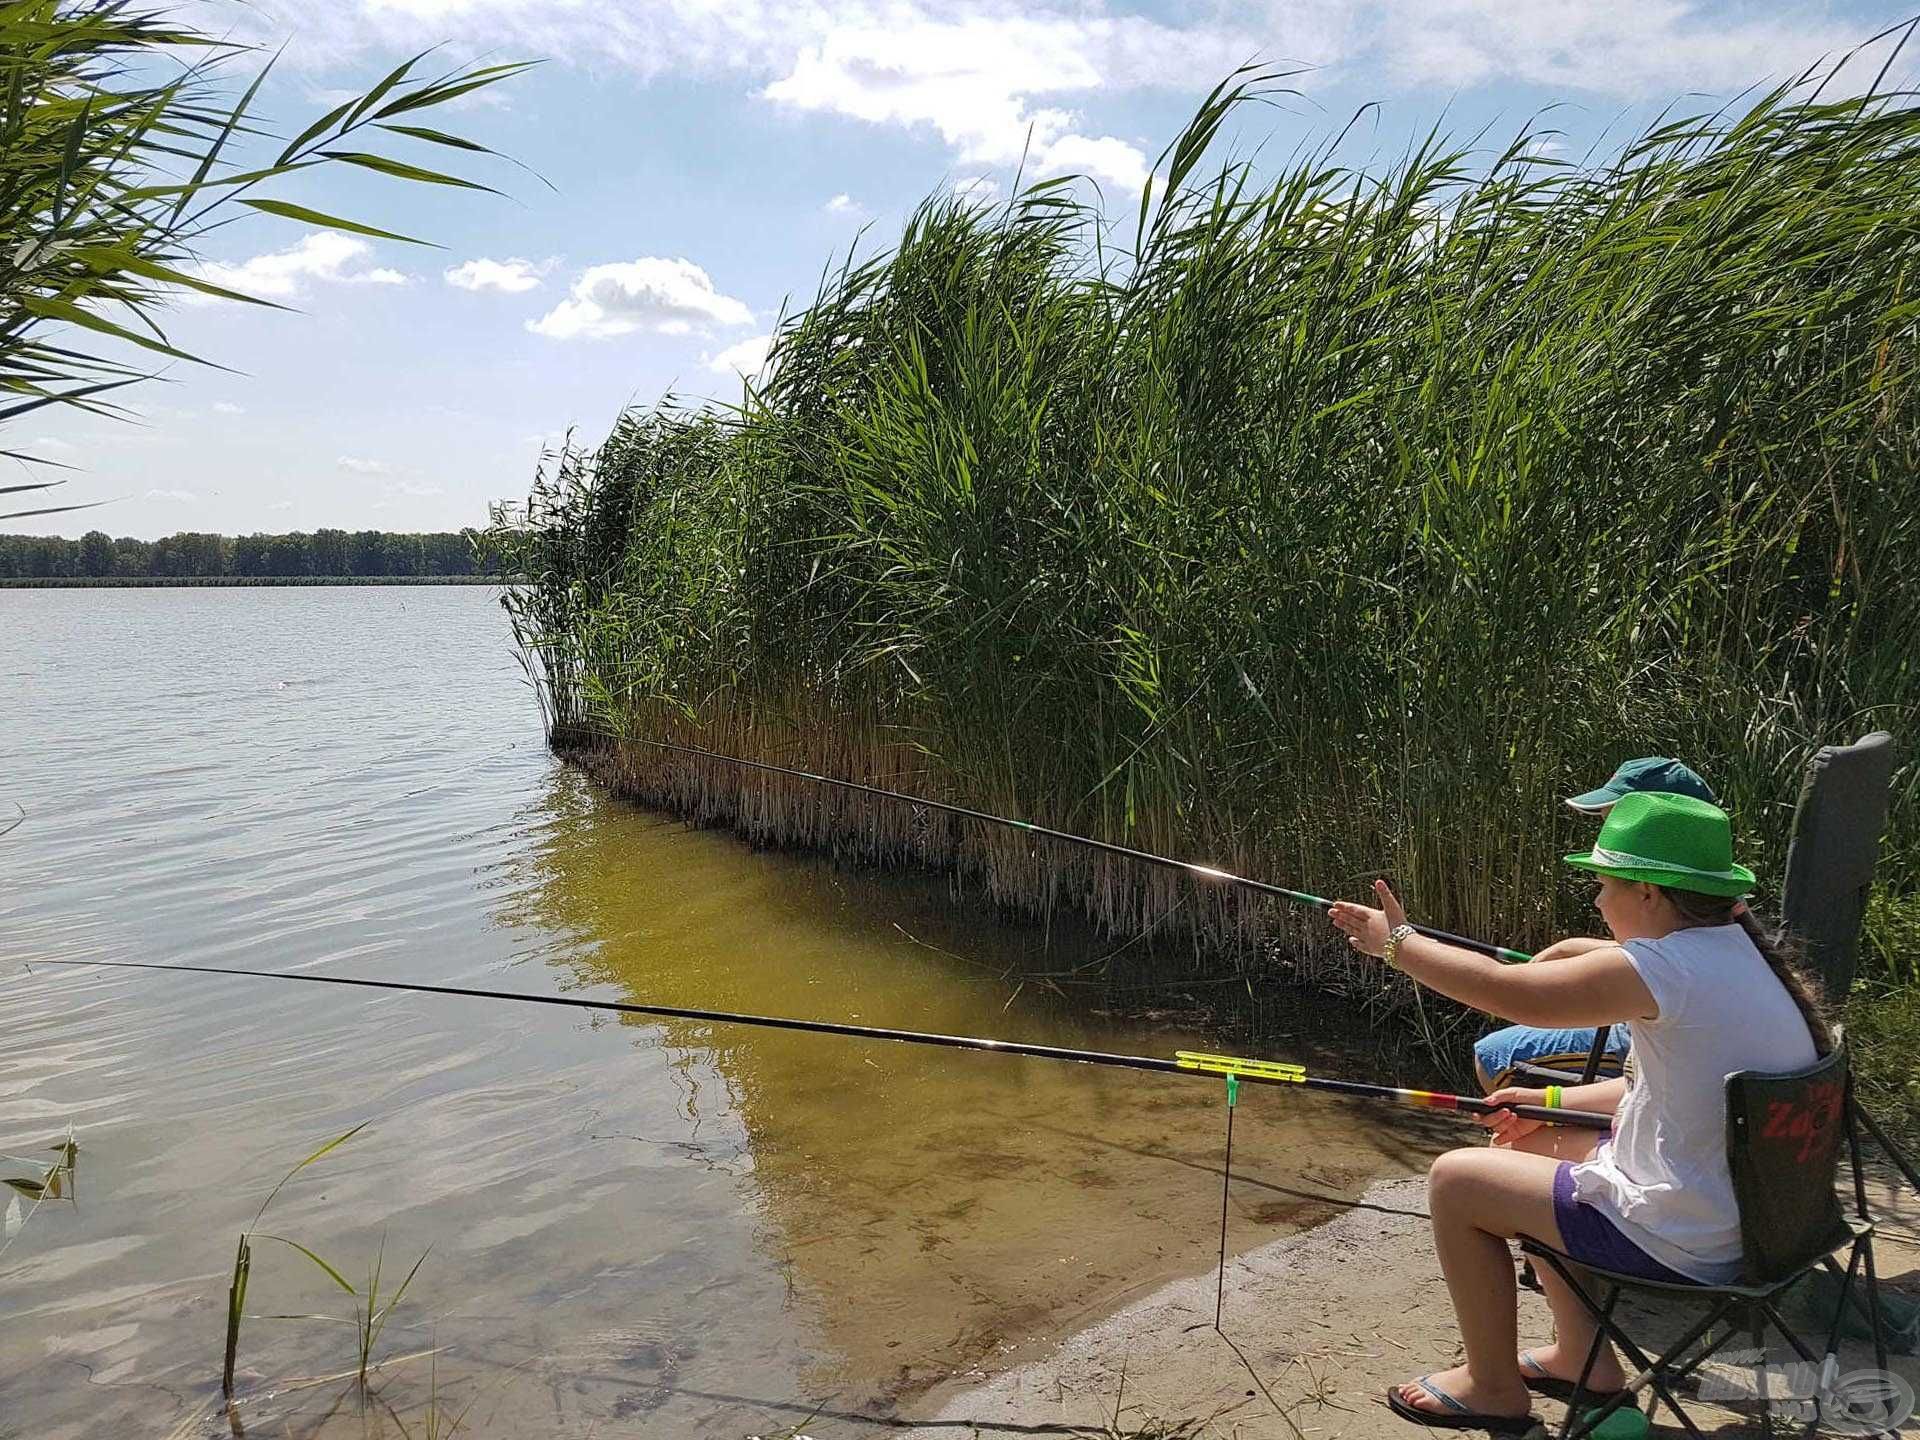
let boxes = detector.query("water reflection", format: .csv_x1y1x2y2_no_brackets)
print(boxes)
507,762,1439,1411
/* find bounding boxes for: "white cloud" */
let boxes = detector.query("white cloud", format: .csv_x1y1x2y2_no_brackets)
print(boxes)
145,488,197,502
373,478,447,509
195,231,409,301
953,174,1003,207
1366,2,1861,96
528,257,754,341
1034,132,1149,195
824,192,864,215
337,455,397,476
30,436,76,455
762,16,1187,196
445,256,551,293
704,333,773,379
211,401,246,416
266,2,1884,99
242,4,1891,207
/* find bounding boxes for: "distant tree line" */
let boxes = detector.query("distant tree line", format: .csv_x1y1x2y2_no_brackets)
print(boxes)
0,530,492,580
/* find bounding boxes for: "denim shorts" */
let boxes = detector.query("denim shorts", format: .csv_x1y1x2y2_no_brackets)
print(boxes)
1551,1157,1698,1285
1474,1023,1630,1088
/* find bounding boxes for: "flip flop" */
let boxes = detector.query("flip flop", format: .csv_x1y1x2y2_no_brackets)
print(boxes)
1518,1350,1634,1406
1385,1374,1540,1434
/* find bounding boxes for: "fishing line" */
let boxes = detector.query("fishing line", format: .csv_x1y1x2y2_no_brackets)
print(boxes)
28,959,1610,1130
616,734,1536,963
1214,1073,1238,1331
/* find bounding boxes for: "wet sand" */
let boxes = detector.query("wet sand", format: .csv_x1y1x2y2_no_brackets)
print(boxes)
916,1170,1920,1438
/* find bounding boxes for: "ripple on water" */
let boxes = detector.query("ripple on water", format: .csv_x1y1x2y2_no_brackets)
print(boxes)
0,587,1430,1438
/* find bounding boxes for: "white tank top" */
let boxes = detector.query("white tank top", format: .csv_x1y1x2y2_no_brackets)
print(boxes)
1569,924,1818,1282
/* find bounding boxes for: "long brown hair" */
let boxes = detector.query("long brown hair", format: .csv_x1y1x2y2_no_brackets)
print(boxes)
1658,886,1833,1055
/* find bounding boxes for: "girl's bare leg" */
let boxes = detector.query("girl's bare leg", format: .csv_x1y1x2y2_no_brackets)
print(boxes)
1393,1146,1564,1419
1498,1126,1625,1390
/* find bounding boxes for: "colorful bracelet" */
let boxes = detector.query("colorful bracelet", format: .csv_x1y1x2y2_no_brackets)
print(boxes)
1545,1085,1564,1110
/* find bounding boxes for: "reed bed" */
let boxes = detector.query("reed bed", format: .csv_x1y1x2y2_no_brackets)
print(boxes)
490,58,1920,1032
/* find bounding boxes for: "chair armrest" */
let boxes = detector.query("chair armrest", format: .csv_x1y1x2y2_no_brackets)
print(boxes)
1511,1062,1584,1086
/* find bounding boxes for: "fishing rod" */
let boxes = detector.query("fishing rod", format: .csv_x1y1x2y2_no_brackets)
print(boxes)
33,960,1611,1131
620,735,1535,963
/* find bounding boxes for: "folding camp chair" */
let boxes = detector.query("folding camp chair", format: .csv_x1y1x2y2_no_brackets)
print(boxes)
1518,1047,1893,1439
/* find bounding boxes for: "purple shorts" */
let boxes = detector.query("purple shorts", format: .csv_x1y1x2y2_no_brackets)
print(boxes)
1551,1160,1699,1286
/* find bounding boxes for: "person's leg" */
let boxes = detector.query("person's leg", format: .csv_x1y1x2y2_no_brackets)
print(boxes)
1502,1117,1604,1165
1524,1251,1626,1390
1496,1125,1621,1386
1472,1024,1627,1096
1393,1146,1567,1418
1473,1026,1527,1093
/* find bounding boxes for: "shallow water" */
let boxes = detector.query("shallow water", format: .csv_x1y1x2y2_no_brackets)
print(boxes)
0,586,1436,1438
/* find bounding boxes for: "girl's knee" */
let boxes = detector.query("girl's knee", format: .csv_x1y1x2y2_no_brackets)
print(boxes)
1427,1146,1488,1208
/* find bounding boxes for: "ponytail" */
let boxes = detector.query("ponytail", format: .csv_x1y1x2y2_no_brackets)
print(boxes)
1660,886,1833,1056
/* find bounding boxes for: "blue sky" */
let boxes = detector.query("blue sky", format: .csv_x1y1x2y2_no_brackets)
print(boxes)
18,0,1909,538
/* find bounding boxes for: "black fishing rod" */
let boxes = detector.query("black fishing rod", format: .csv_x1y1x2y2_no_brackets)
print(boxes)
622,735,1536,963
34,960,1611,1131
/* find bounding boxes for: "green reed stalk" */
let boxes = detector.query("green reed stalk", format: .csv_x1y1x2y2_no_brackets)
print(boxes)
488,35,1920,1047
222,1122,367,1398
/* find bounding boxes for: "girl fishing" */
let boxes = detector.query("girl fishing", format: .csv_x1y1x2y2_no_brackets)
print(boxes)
1329,790,1831,1433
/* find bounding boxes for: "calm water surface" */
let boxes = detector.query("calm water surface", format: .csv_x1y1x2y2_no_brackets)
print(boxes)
0,587,1431,1438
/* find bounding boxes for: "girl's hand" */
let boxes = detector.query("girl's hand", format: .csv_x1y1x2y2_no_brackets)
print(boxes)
1480,1086,1548,1147
1328,879,1408,958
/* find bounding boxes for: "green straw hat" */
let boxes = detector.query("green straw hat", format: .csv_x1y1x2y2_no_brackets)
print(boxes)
1564,790,1756,898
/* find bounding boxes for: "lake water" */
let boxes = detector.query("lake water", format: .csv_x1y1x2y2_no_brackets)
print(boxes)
0,586,1436,1438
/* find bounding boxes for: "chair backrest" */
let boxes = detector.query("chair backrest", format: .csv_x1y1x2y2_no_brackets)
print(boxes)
1725,1047,1849,1285
1780,731,1897,1001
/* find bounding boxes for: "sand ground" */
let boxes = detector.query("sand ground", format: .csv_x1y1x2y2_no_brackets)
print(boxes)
909,1169,1920,1439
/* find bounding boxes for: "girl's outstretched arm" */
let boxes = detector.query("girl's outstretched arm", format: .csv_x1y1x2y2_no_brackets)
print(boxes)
1329,880,1657,1029
1530,935,1612,962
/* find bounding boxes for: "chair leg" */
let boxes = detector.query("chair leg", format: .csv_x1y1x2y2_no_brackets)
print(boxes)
1568,1288,1615,1414
1853,1096,1920,1199
1860,1234,1889,1378
1846,1085,1893,1377
1819,1242,1891,1377
1530,1250,1727,1440
1749,1301,1773,1439
1757,1297,1846,1440
1820,1244,1864,1353
1559,1283,1623,1440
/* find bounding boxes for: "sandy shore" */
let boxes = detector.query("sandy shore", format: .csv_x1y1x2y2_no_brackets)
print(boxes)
911,1172,1920,1438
